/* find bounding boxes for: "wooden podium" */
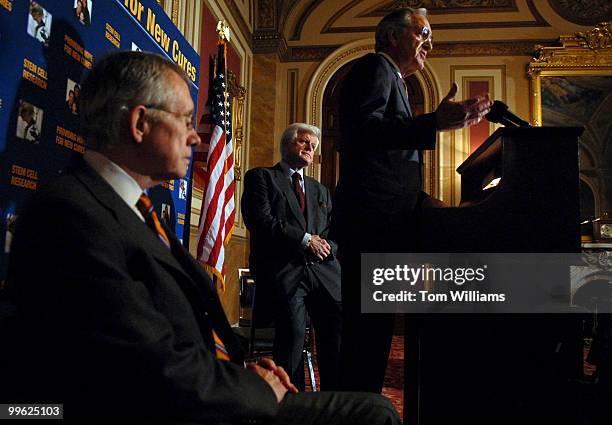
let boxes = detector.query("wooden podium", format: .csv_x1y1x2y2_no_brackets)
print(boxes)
404,127,585,424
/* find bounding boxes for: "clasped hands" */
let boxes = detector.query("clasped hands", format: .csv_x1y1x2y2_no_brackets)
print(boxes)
435,82,493,131
306,235,331,261
247,357,298,402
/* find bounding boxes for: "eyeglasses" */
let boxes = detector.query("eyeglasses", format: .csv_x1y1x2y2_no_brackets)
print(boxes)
145,105,195,131
414,25,432,42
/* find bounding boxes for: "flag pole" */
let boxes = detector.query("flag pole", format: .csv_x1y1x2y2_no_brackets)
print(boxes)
208,21,231,291
216,21,229,138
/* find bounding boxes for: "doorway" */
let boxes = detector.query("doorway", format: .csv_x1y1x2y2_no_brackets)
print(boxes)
320,60,426,194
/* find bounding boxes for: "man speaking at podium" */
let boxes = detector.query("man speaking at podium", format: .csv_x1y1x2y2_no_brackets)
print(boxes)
332,7,492,393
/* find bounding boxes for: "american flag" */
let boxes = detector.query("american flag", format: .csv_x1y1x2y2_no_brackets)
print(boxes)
196,42,235,290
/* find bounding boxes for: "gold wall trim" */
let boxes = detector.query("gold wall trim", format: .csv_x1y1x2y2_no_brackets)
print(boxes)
447,65,506,205
305,39,440,196
287,69,299,125
306,40,373,128
171,0,179,26
413,65,439,198
281,40,549,62
528,22,612,126
228,70,247,182
527,22,612,220
305,40,373,179
428,40,547,57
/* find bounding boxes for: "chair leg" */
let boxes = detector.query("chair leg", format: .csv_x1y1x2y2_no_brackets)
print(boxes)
304,327,317,391
249,321,256,358
305,348,317,392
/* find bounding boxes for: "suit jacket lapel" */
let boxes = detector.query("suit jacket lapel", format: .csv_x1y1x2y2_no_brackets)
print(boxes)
272,164,306,230
378,53,413,116
396,74,413,117
75,162,244,362
162,222,244,363
304,177,318,231
73,162,192,282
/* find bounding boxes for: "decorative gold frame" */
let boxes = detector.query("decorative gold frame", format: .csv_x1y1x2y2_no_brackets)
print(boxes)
528,22,612,126
528,22,612,227
227,70,246,181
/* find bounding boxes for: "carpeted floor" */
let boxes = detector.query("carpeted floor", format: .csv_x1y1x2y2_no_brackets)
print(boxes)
304,333,405,419
306,332,598,423
382,335,404,419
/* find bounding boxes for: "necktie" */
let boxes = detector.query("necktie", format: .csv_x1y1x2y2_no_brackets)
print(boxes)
136,193,230,361
292,172,305,213
136,194,171,249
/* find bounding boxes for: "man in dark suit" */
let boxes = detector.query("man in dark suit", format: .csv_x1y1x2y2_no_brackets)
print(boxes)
332,7,493,393
242,123,342,391
7,52,399,425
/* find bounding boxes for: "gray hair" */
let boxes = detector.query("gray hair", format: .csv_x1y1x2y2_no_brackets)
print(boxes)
79,50,189,151
374,7,428,52
280,123,321,158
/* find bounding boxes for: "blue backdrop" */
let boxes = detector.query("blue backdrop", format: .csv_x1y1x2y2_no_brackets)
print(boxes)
0,0,200,283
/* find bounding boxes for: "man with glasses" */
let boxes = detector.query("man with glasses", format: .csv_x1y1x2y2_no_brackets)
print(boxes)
332,7,493,393
242,123,343,392
9,52,396,424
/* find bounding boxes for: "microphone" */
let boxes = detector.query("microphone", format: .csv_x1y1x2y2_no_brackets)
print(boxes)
485,101,531,128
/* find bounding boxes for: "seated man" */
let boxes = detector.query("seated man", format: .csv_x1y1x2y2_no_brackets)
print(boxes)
7,51,400,425
242,123,342,391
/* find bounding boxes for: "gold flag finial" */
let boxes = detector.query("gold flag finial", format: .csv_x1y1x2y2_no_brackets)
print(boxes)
216,21,230,42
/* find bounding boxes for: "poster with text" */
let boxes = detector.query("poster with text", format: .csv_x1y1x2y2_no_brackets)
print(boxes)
0,0,200,283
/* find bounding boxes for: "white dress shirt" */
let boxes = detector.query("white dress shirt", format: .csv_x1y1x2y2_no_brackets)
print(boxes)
83,150,145,221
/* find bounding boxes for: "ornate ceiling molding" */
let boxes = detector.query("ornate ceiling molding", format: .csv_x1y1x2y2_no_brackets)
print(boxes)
226,0,253,49
284,45,341,62
281,39,550,62
547,0,612,26
360,0,517,17
290,0,325,41
253,29,288,55
256,0,276,29
278,0,301,39
286,0,547,41
252,0,294,57
428,39,546,57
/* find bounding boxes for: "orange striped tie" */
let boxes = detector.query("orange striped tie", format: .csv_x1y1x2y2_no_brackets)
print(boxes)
136,193,229,361
136,194,171,249
213,332,229,361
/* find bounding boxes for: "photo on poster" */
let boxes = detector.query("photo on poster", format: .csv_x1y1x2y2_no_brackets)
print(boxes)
131,42,142,52
27,1,52,46
179,179,187,200
73,0,92,26
65,79,81,115
161,203,171,224
4,213,17,254
16,100,43,143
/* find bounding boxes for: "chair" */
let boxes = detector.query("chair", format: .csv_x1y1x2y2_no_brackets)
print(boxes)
0,300,18,400
236,268,317,391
